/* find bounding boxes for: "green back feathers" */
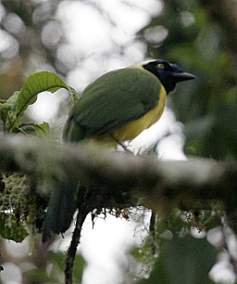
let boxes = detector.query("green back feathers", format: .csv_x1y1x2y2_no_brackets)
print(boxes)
64,67,162,142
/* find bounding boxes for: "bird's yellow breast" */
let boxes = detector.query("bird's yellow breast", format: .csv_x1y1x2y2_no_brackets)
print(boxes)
93,85,167,147
113,85,166,141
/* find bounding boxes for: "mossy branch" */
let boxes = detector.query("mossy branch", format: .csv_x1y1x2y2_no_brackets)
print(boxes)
0,134,236,214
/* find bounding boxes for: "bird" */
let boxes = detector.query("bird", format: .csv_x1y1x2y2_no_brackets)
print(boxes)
43,59,195,239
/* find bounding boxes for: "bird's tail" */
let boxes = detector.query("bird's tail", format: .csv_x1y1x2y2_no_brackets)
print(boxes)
42,177,80,242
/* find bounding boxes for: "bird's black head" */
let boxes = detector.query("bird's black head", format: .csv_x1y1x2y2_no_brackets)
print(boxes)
143,59,195,94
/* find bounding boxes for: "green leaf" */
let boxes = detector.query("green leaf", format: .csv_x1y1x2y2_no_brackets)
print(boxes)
7,91,20,106
49,252,86,283
0,96,15,125
139,236,217,284
19,122,49,137
26,268,57,283
68,86,81,106
34,122,50,137
4,72,68,132
73,253,87,283
49,252,65,272
15,71,68,116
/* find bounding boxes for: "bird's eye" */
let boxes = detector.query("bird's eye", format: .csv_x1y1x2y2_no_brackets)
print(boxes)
157,63,165,69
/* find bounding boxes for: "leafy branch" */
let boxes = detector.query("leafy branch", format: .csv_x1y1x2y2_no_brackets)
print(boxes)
0,71,72,133
0,70,80,244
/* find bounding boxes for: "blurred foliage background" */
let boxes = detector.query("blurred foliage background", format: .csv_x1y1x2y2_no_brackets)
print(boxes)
0,0,237,283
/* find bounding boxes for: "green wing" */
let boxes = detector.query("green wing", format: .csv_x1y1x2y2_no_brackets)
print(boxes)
65,67,162,141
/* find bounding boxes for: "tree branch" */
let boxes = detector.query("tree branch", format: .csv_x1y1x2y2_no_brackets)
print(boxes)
65,210,88,284
0,134,236,213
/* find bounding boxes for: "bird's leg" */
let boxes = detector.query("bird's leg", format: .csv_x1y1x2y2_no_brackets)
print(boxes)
109,133,133,154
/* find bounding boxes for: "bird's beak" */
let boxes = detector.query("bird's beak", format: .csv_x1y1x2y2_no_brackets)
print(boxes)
172,71,196,82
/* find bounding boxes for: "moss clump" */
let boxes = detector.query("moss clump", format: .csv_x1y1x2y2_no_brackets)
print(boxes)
0,173,46,242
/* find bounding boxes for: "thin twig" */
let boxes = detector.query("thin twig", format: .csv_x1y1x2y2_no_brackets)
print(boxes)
149,210,158,255
65,210,88,284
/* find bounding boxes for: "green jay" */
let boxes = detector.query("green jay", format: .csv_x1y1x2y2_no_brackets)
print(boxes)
43,59,195,239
